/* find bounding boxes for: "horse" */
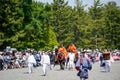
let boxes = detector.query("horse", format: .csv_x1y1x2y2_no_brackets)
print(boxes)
57,52,65,70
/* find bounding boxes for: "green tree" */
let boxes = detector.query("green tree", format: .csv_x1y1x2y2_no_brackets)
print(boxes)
0,0,24,50
22,2,58,50
88,0,105,49
22,0,33,25
51,0,71,47
74,0,88,48
103,1,120,49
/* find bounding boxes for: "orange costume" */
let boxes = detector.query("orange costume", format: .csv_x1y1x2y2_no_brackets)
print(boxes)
68,43,77,55
57,46,68,59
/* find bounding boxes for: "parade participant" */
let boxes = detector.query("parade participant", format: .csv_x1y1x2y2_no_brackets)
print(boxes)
57,44,68,70
75,51,92,80
68,42,78,63
68,50,75,70
41,51,50,76
27,52,36,74
102,49,114,72
98,50,104,67
90,50,95,64
49,51,56,70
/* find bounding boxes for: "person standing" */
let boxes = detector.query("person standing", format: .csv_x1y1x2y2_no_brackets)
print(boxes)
27,52,36,74
41,51,50,76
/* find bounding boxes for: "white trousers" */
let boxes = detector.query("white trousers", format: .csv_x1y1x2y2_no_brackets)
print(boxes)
50,64,54,70
43,63,49,75
104,60,111,72
68,60,75,69
28,63,34,74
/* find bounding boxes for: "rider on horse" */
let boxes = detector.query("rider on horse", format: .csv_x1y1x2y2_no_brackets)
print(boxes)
68,42,78,63
57,44,68,70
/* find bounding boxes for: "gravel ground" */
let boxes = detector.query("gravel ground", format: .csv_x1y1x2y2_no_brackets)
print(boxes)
0,61,120,80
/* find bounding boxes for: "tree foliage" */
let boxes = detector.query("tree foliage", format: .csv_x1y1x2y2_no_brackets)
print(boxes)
0,0,120,50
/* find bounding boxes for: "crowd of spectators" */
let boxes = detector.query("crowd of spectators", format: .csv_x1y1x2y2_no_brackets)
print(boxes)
0,48,46,71
0,47,120,71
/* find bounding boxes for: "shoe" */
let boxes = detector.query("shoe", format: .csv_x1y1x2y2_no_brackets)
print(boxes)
42,74,46,76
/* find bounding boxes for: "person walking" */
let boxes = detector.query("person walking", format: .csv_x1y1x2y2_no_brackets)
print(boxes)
27,52,36,74
41,51,50,76
90,50,95,64
98,50,104,67
49,51,56,70
75,51,92,80
68,50,75,70
102,49,114,72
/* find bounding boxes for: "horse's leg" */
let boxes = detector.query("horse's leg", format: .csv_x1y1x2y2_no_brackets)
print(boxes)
64,59,66,69
62,60,65,70
59,60,62,70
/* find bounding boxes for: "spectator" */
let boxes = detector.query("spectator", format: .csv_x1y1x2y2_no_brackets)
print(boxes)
0,52,4,70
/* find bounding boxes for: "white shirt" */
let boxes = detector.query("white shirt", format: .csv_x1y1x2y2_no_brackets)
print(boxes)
41,54,50,65
68,52,75,61
27,55,36,64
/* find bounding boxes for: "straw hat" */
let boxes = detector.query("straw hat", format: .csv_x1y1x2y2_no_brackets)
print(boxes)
102,49,110,54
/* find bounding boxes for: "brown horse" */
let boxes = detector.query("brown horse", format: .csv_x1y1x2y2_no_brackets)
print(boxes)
57,52,65,70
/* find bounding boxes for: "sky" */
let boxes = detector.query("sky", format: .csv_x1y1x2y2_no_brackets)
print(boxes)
36,0,120,9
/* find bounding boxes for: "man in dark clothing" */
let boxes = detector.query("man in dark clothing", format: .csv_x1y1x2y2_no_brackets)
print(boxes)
0,53,4,70
0,59,3,70
49,51,56,70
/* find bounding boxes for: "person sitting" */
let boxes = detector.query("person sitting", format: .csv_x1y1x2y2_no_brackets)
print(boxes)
57,44,68,70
